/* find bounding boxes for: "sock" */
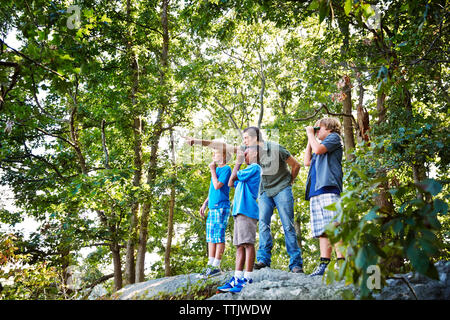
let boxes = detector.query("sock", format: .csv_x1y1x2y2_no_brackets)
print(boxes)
234,270,244,280
320,257,331,264
212,258,221,268
208,257,215,266
244,271,253,280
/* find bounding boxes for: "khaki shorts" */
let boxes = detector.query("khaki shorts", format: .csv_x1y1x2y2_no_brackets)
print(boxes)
233,214,258,246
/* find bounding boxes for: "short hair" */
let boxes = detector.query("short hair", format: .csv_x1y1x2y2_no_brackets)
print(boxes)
319,117,342,135
243,126,264,143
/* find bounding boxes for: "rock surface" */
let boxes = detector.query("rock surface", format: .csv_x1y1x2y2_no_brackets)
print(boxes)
116,261,450,300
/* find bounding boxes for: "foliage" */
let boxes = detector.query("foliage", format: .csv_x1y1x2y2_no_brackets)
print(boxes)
0,233,61,299
0,0,448,300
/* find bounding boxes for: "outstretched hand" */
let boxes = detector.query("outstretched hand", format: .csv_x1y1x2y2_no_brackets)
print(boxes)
182,136,195,146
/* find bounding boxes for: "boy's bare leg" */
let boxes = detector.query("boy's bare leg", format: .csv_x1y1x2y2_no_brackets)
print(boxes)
319,236,333,259
244,244,255,272
215,243,225,260
235,245,245,271
208,243,217,260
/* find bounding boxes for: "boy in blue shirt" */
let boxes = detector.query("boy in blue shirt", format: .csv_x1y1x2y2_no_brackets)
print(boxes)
304,118,345,276
198,149,232,278
217,146,262,293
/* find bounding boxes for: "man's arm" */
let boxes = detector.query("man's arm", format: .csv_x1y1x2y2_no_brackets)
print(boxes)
183,136,238,153
286,155,301,185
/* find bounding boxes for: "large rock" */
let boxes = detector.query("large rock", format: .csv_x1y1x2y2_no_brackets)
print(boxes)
115,268,356,300
115,261,450,300
208,268,356,300
116,272,230,300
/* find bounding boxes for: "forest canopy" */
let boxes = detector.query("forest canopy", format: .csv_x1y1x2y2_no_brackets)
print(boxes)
0,0,448,299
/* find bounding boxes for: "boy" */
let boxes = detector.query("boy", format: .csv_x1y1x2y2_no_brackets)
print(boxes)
217,146,262,293
198,149,232,278
304,118,345,276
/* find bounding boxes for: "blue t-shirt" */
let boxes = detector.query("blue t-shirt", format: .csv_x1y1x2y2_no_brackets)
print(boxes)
208,165,232,209
305,132,343,201
232,163,262,220
305,157,340,201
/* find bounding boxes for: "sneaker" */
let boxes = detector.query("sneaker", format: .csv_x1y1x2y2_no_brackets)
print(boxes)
309,262,328,277
229,277,253,293
206,268,221,278
197,266,212,279
217,276,239,292
254,261,268,270
291,266,304,273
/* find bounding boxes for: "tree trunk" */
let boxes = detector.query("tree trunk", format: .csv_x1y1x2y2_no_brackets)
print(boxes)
342,80,355,161
374,91,394,214
257,48,265,128
135,0,170,283
164,130,176,276
110,242,123,291
136,136,159,282
125,116,142,285
123,0,143,285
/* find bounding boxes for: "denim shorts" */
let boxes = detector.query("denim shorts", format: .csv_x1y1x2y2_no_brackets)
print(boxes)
206,208,230,243
309,193,340,238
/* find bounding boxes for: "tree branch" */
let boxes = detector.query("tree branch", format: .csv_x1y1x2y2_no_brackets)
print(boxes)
293,103,358,127
214,96,243,138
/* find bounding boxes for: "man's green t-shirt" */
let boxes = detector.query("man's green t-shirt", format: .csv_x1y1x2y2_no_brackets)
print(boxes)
258,141,292,197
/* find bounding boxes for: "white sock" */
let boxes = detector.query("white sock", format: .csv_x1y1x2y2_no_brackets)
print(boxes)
234,270,244,280
244,271,253,280
212,258,221,268
208,257,215,266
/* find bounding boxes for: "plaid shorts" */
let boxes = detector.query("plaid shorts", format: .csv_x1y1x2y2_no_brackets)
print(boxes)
309,193,340,238
206,208,230,243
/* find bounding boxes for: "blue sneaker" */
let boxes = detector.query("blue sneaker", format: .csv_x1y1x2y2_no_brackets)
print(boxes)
309,262,328,277
229,277,253,293
217,276,238,292
206,268,221,278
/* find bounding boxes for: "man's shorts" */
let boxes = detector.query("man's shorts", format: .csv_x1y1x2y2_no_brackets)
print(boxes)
206,208,230,243
309,193,340,238
233,214,258,246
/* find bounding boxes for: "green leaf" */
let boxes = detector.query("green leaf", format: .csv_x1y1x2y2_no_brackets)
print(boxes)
433,199,448,215
318,1,329,24
416,179,442,196
393,219,403,234
344,0,352,16
406,240,429,274
308,0,319,10
355,247,368,269
362,206,379,222
426,214,441,229
361,4,375,19
418,238,438,256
